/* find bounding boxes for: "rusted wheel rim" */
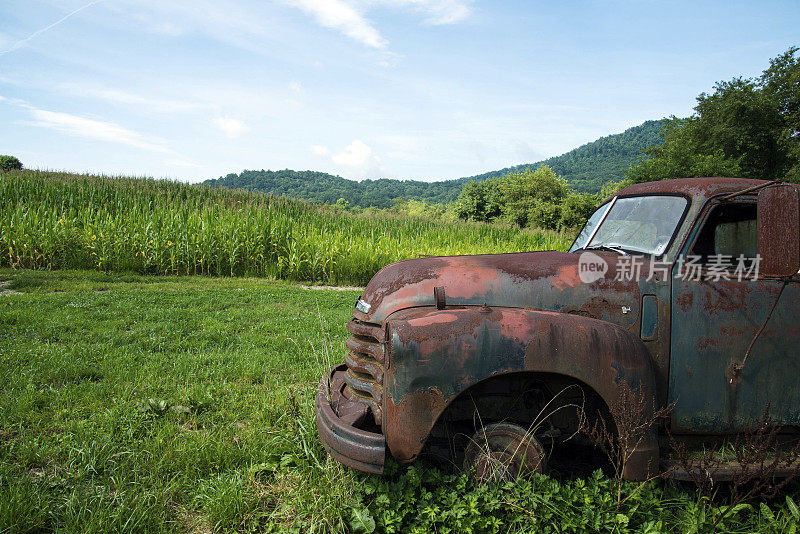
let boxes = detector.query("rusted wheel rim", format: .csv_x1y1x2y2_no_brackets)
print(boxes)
464,422,546,483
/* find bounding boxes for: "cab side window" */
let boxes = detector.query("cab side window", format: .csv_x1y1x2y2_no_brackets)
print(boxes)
691,203,757,261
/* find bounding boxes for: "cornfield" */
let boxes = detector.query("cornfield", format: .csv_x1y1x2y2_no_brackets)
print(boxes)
0,170,572,285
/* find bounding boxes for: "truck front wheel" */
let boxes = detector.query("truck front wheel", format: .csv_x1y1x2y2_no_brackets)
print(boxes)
463,422,546,482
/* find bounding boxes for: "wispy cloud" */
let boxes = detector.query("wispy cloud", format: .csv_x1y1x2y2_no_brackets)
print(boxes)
287,0,472,49
213,116,250,139
0,0,107,57
106,0,266,38
291,0,387,49
20,103,171,153
59,83,199,113
385,0,473,25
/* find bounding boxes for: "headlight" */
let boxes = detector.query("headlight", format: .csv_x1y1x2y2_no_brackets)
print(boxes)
355,298,371,314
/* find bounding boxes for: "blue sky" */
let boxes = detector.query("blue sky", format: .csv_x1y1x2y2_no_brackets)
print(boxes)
0,1,797,183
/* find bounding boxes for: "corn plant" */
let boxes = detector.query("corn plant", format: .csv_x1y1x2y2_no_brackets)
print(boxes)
0,169,573,285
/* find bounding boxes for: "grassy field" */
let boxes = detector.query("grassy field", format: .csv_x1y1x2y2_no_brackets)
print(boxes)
0,170,571,286
3,269,800,533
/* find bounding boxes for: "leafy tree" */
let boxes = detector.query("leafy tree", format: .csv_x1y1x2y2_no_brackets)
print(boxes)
627,47,800,184
499,166,568,229
599,180,625,199
456,166,601,230
625,117,743,183
760,46,800,181
560,193,598,229
454,179,502,222
0,155,22,172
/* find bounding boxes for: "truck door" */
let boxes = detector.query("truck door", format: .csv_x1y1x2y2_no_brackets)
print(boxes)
669,198,800,433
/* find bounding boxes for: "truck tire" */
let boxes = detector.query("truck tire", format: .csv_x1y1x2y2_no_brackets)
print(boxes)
463,422,546,482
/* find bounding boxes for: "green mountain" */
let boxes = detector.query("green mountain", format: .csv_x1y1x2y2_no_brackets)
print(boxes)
204,120,663,208
203,170,459,209
460,119,664,193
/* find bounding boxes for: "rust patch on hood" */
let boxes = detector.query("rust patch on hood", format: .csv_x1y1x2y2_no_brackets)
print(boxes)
358,251,643,327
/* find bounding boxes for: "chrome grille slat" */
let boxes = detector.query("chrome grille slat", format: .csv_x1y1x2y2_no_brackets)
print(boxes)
345,351,384,383
347,319,384,342
344,318,384,426
346,336,384,363
346,369,383,403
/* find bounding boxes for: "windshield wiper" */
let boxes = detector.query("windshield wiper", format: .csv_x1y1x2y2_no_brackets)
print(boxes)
579,244,628,255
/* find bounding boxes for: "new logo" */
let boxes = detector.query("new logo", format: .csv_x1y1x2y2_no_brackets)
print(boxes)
578,252,608,283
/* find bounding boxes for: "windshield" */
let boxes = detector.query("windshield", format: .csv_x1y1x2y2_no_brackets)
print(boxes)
570,195,688,255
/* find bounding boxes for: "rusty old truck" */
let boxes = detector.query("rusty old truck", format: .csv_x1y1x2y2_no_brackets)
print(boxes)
315,177,800,480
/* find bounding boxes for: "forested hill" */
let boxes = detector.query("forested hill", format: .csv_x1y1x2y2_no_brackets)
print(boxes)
204,170,459,209
458,120,664,193
204,120,663,208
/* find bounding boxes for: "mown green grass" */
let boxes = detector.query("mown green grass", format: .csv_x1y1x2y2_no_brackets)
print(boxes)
0,170,571,286
0,269,360,532
3,269,800,533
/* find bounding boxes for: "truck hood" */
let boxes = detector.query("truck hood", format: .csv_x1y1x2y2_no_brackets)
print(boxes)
355,250,647,330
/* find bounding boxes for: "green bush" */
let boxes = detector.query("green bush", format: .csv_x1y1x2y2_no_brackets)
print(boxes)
0,155,22,173
456,165,600,230
560,193,598,230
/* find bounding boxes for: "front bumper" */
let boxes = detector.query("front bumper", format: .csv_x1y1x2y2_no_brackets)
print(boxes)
314,364,385,474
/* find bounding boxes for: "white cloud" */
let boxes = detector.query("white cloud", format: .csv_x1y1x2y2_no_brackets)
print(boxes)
22,105,171,153
291,0,387,48
213,116,250,139
313,139,388,179
310,144,332,157
332,139,373,167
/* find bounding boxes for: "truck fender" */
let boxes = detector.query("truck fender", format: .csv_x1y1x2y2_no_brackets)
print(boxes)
384,306,659,480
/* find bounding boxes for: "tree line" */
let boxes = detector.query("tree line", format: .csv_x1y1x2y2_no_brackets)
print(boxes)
457,46,799,230
626,47,799,185
202,121,664,209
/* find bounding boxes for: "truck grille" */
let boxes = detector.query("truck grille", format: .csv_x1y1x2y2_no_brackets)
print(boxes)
344,318,385,426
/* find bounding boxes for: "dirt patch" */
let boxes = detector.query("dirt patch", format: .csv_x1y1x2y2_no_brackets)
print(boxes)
300,284,363,292
0,280,21,296
175,506,212,534
28,468,46,482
